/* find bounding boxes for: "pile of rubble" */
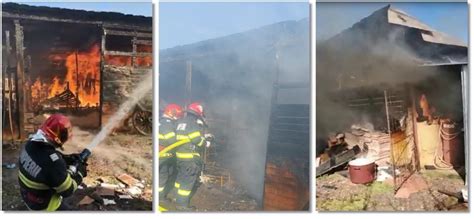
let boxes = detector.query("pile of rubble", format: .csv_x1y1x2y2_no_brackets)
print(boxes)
75,173,151,210
348,125,392,166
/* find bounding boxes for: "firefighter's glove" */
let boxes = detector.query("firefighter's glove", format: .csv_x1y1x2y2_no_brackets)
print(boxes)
204,133,214,141
63,153,81,166
68,161,88,178
77,161,88,178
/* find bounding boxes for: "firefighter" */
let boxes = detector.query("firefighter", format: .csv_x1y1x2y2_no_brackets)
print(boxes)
158,103,184,201
174,102,213,210
18,114,87,211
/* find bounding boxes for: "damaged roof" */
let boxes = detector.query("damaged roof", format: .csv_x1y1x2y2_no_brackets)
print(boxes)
323,4,467,65
1,2,152,27
387,6,466,47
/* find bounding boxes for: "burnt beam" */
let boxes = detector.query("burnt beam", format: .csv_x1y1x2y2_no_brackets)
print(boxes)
102,23,152,32
14,20,26,139
3,12,152,32
132,39,152,45
104,50,152,57
4,12,100,25
104,29,152,38
99,29,106,128
132,37,137,67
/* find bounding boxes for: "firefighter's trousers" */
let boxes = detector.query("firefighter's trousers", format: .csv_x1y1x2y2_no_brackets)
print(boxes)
174,155,202,207
159,157,176,199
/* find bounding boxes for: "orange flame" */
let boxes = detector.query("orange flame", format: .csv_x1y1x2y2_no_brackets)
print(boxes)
105,55,131,66
48,76,64,98
64,44,100,107
32,44,101,107
31,78,42,99
31,42,152,108
136,45,152,67
136,56,152,67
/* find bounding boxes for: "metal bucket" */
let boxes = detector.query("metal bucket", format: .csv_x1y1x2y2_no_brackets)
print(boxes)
348,158,376,184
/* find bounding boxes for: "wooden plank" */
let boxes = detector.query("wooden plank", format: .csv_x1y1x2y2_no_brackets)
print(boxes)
14,20,26,139
5,30,15,142
103,50,151,57
102,23,152,32
3,12,152,32
132,39,152,45
3,12,101,25
316,145,361,177
99,30,105,128
132,37,137,67
104,29,152,38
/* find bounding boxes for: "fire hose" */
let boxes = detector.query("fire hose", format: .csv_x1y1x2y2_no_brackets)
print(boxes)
433,121,462,170
159,139,190,157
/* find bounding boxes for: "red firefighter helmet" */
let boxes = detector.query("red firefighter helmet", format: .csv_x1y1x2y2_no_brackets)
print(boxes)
39,114,72,146
163,103,184,120
187,102,204,118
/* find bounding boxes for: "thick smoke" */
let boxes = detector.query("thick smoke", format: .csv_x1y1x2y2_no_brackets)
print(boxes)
316,6,466,142
160,18,309,203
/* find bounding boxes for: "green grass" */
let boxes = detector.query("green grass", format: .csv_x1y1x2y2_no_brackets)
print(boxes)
369,181,394,195
421,170,461,180
318,193,368,211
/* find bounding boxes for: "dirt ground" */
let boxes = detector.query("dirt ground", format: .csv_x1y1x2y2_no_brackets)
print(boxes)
159,162,259,212
316,169,468,212
2,128,153,211
160,180,259,212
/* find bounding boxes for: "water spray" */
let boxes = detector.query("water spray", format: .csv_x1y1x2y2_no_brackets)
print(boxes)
79,72,153,158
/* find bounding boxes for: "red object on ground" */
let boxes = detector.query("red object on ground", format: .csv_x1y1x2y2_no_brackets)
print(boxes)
441,120,464,168
348,158,376,184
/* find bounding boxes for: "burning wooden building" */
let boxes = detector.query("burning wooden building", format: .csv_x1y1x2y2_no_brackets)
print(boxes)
2,3,152,140
160,19,310,210
316,5,467,193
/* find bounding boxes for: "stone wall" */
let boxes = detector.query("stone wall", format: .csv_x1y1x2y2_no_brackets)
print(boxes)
102,65,152,126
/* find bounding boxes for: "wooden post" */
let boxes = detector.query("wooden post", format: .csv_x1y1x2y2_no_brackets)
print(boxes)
384,90,396,193
5,30,15,142
185,60,192,108
75,50,80,108
99,28,106,128
409,86,421,171
2,32,7,134
132,37,137,67
14,20,26,140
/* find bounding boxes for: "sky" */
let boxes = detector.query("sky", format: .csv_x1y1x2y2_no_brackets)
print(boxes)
160,2,309,49
316,2,468,43
6,1,152,17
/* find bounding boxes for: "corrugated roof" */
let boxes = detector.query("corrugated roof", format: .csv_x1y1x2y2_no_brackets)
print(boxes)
387,7,433,31
420,30,467,47
387,6,467,47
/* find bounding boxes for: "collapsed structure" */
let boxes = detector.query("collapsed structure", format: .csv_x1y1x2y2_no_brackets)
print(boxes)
160,19,310,210
2,3,152,140
317,5,467,195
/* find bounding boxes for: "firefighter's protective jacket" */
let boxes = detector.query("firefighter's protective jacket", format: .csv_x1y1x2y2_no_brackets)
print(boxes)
159,117,179,158
174,113,206,160
18,134,82,211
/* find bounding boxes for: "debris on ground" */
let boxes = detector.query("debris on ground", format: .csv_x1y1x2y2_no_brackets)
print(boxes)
116,173,140,187
78,196,95,206
161,161,259,212
317,169,467,211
